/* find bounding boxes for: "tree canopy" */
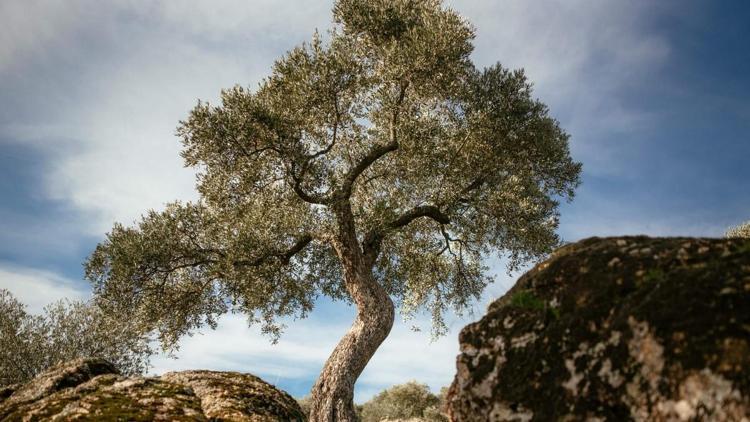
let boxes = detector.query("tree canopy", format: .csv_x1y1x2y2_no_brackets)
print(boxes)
86,0,579,347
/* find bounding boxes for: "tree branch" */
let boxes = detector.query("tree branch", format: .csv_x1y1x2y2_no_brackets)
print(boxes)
460,177,486,198
285,97,341,205
362,205,450,263
338,82,408,200
289,174,331,204
307,95,340,160
282,152,331,204
386,205,450,230
434,176,489,213
338,140,399,199
234,234,314,267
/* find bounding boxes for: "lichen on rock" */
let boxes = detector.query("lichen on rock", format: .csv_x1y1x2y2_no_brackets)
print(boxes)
0,358,305,421
161,370,304,420
447,236,750,421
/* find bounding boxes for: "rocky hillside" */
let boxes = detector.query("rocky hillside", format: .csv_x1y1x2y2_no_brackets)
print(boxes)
447,236,750,421
0,358,305,421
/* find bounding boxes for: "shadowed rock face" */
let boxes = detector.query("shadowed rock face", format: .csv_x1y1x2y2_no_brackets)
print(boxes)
447,236,750,421
0,358,305,421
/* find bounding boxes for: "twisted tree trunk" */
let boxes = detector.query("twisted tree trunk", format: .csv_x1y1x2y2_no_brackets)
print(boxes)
308,203,395,421
307,269,394,421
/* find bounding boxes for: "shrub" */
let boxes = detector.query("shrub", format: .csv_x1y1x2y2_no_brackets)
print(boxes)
361,381,447,422
725,220,750,239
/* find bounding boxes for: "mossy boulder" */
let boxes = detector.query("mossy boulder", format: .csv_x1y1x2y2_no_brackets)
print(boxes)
0,358,305,421
447,236,750,421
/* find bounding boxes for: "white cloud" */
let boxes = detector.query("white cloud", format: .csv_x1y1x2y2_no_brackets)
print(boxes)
0,0,333,73
149,313,339,379
0,0,84,73
134,0,333,42
1,0,333,235
0,264,87,313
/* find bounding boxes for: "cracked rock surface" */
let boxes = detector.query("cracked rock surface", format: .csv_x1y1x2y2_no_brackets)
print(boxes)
0,358,305,421
447,236,750,421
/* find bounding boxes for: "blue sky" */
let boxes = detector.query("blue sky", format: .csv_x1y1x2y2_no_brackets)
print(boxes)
1,0,748,401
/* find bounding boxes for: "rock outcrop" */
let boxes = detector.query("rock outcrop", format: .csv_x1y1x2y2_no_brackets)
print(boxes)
0,358,305,421
447,236,750,421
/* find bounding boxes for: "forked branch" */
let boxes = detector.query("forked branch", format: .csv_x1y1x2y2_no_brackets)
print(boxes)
362,205,450,262
338,82,408,200
339,140,399,199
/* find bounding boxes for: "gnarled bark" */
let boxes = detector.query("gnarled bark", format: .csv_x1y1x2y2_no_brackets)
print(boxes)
308,271,394,421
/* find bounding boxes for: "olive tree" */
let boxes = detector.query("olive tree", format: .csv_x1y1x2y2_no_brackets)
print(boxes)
84,0,581,419
725,220,750,239
0,289,153,386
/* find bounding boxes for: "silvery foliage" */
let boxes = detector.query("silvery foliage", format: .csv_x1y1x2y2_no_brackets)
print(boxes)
725,220,750,239
85,0,581,346
0,289,153,387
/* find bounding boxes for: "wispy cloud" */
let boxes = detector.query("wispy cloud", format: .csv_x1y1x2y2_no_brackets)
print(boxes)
1,0,334,235
0,0,83,73
0,264,87,313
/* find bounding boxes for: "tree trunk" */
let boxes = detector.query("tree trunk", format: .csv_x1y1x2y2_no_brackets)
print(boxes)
308,203,395,421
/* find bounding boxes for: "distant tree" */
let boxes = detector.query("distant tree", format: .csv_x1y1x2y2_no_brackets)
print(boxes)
0,289,153,386
84,0,581,419
423,387,449,421
361,381,446,422
725,220,750,239
0,289,46,386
